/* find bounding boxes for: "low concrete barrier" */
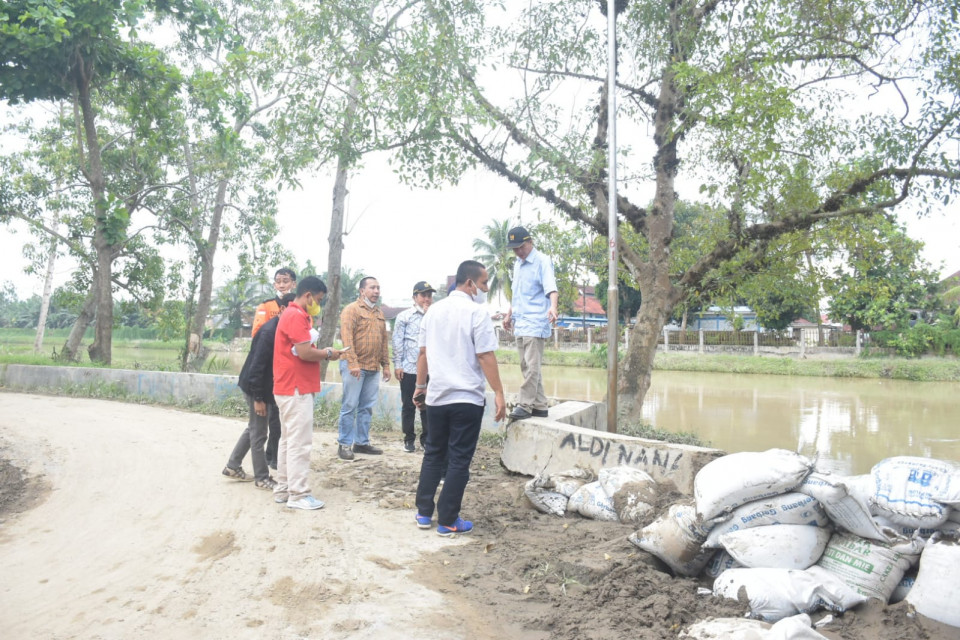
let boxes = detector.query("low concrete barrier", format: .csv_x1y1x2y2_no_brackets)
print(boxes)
500,418,724,495
0,364,505,429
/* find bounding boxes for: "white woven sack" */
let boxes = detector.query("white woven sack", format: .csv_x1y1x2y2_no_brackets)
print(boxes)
797,472,890,542
704,492,830,548
679,613,829,640
567,480,618,522
524,475,568,516
720,525,832,570
713,567,866,622
815,531,923,602
703,549,743,579
600,467,658,525
630,503,713,576
695,449,813,521
871,457,960,528
905,535,960,627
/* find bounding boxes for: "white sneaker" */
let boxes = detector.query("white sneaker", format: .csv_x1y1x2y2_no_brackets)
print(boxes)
286,495,325,510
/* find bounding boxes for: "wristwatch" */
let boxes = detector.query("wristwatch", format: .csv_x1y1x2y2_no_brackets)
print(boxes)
415,383,427,389
326,348,333,360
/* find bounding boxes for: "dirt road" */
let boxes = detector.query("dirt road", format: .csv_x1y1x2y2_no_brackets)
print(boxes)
1,393,955,640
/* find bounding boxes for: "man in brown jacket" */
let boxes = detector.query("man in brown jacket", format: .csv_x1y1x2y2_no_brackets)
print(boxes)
336,276,391,461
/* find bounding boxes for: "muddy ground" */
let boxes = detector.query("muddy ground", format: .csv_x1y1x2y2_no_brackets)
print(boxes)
0,393,954,639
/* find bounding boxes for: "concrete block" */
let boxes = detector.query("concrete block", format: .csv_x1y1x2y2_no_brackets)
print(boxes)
501,417,724,495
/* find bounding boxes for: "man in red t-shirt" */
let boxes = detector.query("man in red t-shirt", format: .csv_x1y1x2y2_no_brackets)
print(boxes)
273,276,343,510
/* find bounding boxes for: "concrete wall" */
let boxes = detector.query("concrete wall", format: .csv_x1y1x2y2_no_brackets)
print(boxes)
500,418,724,495
0,364,505,429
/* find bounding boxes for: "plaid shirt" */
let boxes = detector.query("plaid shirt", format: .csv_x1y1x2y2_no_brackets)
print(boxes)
339,299,390,371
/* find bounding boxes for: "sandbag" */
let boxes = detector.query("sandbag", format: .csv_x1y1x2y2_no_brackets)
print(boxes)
567,480,619,522
524,476,569,516
523,468,595,516
704,492,830,548
695,450,813,521
713,567,866,621
679,613,829,640
797,472,890,542
720,525,831,570
871,457,960,528
630,502,713,576
905,534,960,627
872,514,955,539
599,467,658,525
815,531,922,602
888,570,916,604
703,549,743,579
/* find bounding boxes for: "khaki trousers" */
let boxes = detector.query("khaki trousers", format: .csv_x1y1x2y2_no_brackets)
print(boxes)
516,336,548,411
274,391,315,501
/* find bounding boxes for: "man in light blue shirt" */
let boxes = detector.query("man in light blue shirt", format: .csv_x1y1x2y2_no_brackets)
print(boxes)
502,226,559,420
393,280,435,452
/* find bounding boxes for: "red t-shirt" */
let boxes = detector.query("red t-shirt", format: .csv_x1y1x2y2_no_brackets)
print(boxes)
273,302,321,396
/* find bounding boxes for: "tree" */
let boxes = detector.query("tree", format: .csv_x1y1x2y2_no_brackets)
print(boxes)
211,275,268,333
472,218,515,305
825,217,939,331
384,0,960,420
1,0,217,364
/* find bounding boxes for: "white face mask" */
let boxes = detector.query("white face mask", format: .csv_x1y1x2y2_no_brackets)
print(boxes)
471,286,487,305
362,296,376,308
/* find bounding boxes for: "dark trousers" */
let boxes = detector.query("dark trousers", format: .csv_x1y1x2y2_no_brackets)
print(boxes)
265,401,281,469
399,372,429,445
415,402,483,527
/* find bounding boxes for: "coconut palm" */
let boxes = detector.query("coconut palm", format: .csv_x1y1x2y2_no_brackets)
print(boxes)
472,218,515,305
211,275,270,331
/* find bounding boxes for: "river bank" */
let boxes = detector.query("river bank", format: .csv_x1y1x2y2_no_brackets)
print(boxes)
3,327,960,383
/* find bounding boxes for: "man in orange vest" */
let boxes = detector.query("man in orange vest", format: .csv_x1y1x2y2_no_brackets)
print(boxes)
252,268,297,468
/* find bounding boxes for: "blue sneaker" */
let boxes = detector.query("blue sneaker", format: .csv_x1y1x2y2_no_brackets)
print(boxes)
415,513,432,529
437,517,473,536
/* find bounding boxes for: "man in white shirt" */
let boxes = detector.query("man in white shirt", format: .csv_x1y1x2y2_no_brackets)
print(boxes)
412,260,506,536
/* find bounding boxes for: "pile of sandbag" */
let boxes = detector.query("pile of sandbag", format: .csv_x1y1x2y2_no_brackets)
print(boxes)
524,466,658,525
621,450,960,626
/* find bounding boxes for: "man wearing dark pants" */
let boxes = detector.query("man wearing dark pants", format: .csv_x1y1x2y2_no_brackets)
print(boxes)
222,292,296,489
252,268,297,469
393,280,435,452
413,260,506,536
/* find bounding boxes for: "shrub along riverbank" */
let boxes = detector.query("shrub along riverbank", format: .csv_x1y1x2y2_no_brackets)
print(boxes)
2,328,957,383
495,348,960,382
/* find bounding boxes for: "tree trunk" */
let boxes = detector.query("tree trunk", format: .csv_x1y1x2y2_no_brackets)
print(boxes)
616,60,682,420
186,179,227,372
74,63,114,365
319,76,361,381
33,233,58,353
60,285,97,361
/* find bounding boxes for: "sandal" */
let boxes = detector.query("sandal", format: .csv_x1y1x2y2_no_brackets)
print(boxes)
222,466,253,481
255,477,278,490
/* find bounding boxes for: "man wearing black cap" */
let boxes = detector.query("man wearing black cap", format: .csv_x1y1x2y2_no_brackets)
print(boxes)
393,281,435,452
502,226,558,420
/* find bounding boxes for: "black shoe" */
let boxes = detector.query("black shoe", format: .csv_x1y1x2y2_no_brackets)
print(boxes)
531,409,548,418
509,406,532,420
338,445,355,461
403,441,416,453
353,443,383,455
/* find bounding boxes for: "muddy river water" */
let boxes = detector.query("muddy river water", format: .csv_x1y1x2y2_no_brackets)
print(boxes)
500,364,960,475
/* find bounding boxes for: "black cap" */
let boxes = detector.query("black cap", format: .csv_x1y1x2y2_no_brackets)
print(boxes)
506,226,531,248
413,281,436,295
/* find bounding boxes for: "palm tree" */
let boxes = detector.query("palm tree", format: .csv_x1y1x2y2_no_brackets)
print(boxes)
472,218,514,305
211,276,269,332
